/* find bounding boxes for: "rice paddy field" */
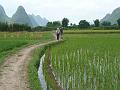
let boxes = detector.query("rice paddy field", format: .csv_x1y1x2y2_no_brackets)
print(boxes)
48,33,120,90
0,32,53,65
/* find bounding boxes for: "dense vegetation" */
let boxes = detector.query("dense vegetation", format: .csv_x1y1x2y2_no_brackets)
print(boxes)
46,34,120,90
0,23,31,32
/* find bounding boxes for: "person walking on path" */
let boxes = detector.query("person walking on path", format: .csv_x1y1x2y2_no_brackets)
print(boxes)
60,27,64,39
56,28,60,40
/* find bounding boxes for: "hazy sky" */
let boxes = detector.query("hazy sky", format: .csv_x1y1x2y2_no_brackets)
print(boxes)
0,0,120,24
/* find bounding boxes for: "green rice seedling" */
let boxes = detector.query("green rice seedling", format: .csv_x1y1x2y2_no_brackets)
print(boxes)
49,34,120,90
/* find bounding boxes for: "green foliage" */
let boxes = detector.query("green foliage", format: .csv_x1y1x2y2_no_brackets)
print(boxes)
47,22,53,27
101,21,111,26
47,21,61,28
62,18,69,27
117,18,120,27
32,26,56,31
94,19,100,27
70,23,73,27
53,21,61,27
78,20,90,29
0,22,31,32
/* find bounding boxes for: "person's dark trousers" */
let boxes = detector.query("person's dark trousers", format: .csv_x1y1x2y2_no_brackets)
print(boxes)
57,34,59,40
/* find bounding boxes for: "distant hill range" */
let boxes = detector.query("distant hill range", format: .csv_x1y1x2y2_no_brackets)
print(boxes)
28,14,49,27
101,7,120,25
12,6,32,26
0,5,48,27
0,5,10,23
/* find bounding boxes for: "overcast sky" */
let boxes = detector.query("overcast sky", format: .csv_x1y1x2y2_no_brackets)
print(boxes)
0,0,120,24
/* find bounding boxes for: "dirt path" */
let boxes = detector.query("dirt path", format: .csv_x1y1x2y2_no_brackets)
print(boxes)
0,40,57,90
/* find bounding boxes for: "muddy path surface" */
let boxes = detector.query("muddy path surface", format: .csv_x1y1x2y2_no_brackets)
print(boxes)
0,40,57,90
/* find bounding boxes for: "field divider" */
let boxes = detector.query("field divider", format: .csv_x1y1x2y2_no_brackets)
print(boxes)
28,39,64,90
64,30,120,34
39,40,64,90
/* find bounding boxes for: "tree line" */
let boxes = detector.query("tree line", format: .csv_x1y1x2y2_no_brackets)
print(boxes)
46,18,69,28
0,23,31,32
46,18,120,30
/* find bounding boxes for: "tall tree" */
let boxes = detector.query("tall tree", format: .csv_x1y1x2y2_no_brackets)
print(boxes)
53,21,61,27
47,22,53,27
47,21,61,27
94,19,100,27
79,20,90,28
117,18,120,27
62,18,69,27
70,23,73,27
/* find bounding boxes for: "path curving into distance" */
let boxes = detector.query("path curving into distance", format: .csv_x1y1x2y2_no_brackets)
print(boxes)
0,40,57,90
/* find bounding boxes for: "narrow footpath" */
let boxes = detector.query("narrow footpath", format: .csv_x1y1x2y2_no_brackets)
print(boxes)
0,40,57,90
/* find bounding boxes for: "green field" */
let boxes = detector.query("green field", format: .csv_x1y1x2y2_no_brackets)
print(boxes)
46,33,120,90
64,30,120,34
0,32,54,65
1,30,120,90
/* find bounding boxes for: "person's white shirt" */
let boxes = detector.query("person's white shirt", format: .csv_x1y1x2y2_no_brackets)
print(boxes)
56,28,60,34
